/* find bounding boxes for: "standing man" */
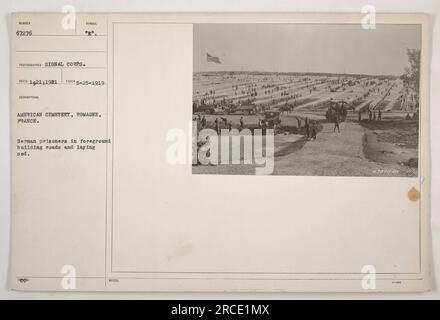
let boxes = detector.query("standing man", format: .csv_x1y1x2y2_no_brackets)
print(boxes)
239,116,244,131
215,118,220,134
311,122,317,141
304,117,310,138
262,119,267,136
378,109,382,121
334,114,340,133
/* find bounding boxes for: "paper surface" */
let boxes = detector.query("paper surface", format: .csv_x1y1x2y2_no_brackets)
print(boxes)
10,12,432,292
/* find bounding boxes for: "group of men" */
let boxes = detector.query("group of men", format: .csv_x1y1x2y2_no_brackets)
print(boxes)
194,113,322,141
194,114,245,134
297,117,318,140
357,109,383,122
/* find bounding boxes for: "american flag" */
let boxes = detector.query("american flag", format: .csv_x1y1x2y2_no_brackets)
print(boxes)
206,53,221,64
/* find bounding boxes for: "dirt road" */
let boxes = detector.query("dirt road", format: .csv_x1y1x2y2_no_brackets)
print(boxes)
273,122,415,176
193,121,417,176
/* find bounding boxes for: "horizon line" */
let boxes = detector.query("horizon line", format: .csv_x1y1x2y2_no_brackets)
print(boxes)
193,70,400,78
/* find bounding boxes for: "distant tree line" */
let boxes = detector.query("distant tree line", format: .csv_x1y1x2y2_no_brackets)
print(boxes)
401,49,421,94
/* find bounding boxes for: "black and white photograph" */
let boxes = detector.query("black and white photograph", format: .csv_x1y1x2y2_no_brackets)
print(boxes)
192,23,421,176
2,5,437,299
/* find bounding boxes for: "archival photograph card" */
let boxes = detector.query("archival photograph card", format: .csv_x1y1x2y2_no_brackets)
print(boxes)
10,12,432,292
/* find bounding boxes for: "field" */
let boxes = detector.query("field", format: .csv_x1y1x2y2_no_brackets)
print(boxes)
193,72,419,177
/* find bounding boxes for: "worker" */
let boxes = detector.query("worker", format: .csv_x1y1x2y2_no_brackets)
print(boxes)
334,114,340,133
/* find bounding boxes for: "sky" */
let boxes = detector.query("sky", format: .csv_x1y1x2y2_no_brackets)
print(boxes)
194,24,421,76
